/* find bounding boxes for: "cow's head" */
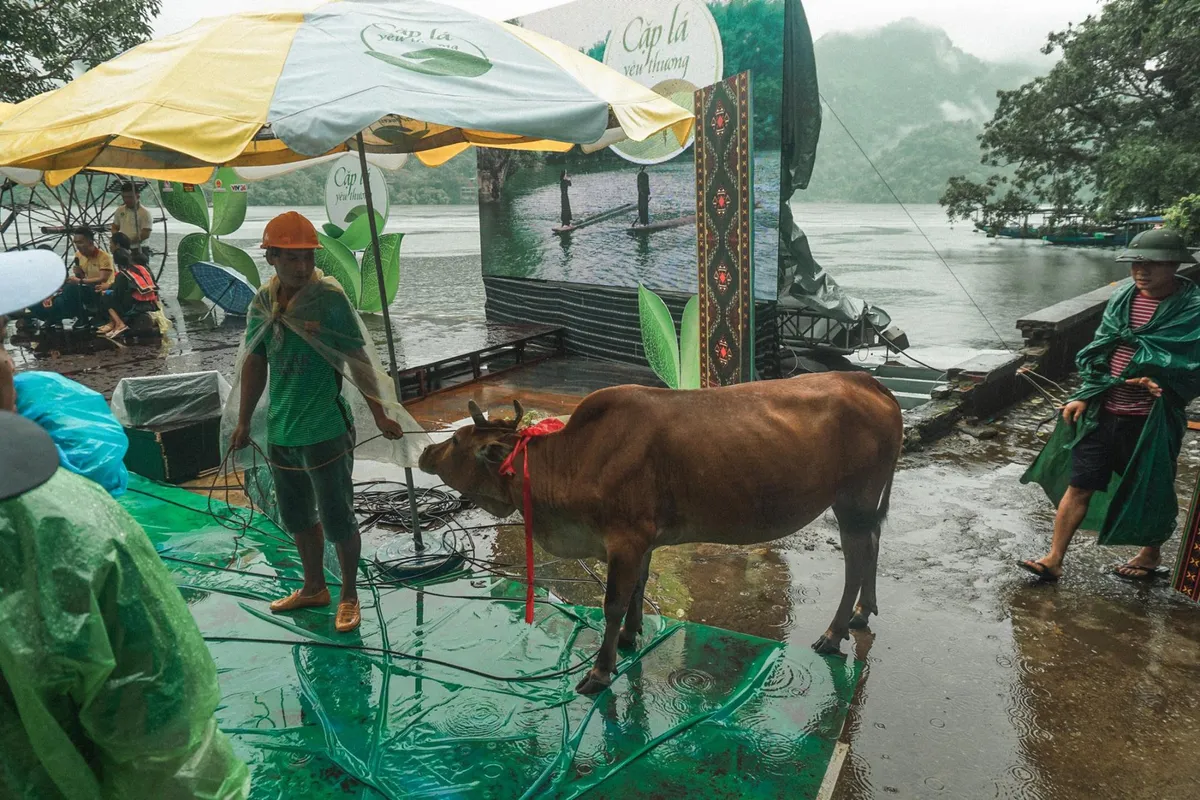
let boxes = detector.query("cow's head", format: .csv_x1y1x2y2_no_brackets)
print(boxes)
418,399,525,518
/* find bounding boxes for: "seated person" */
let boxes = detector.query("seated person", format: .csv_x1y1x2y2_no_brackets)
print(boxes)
52,228,114,325
98,249,164,338
110,230,133,263
111,181,153,259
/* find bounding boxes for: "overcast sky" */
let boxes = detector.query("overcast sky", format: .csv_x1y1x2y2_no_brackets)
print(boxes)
152,0,1105,63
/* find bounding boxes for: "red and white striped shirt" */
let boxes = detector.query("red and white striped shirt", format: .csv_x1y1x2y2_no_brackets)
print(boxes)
1104,293,1163,416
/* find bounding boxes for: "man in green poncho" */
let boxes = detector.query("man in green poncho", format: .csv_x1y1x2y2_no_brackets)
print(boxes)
1020,229,1200,582
0,413,250,799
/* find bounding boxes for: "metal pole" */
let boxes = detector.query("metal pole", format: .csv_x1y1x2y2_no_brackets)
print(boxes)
355,133,424,549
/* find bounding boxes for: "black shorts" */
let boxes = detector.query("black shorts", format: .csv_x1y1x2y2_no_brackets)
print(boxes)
1069,411,1148,491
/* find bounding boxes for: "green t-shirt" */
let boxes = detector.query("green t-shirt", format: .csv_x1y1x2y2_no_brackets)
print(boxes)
245,283,365,447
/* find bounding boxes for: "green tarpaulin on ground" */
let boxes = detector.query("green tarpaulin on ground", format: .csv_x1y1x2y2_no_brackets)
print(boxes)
119,475,861,799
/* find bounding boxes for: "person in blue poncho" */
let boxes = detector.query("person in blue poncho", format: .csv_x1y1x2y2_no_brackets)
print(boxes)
1,253,129,496
1020,229,1200,582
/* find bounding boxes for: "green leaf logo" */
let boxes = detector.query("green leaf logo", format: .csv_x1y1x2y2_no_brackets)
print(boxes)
361,25,493,79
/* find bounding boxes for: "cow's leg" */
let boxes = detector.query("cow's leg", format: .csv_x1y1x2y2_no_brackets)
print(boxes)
814,501,874,655
849,527,881,630
576,543,643,696
619,552,652,651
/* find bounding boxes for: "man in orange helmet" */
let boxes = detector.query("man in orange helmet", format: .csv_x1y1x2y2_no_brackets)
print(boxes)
230,211,403,634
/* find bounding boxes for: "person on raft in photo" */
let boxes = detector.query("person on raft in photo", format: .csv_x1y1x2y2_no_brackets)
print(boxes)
229,211,404,633
1020,228,1200,582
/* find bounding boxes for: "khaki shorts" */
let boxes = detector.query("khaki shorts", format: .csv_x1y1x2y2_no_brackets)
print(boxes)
268,429,358,542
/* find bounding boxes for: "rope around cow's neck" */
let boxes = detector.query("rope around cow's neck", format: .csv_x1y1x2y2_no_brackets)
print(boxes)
497,418,567,624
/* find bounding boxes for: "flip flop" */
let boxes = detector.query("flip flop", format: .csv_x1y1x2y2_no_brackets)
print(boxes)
1017,560,1061,583
1111,563,1168,582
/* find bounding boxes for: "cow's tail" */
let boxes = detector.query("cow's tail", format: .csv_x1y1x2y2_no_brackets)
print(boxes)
875,471,894,528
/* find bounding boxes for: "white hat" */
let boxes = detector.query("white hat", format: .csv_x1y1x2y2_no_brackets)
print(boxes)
0,250,66,316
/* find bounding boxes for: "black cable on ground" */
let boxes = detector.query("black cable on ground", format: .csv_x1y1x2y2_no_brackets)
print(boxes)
200,635,596,683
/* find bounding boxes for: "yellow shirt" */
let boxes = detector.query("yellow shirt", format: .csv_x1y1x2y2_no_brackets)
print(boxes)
113,205,152,242
76,249,114,286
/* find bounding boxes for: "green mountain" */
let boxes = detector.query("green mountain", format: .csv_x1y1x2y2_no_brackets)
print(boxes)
803,19,1040,203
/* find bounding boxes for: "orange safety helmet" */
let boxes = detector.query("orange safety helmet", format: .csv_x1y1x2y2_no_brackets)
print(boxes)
261,211,322,250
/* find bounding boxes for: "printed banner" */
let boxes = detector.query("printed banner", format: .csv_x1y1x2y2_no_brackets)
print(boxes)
696,71,754,387
1174,469,1200,602
478,0,785,303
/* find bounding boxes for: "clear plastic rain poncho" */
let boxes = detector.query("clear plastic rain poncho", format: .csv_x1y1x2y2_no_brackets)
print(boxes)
0,468,249,800
220,271,431,517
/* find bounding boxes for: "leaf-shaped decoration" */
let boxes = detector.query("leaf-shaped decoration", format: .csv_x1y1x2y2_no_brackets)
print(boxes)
359,233,404,314
343,205,369,225
315,233,362,305
159,181,209,232
323,222,347,239
211,239,261,287
175,232,211,301
338,211,387,251
372,125,410,145
680,294,700,390
211,167,247,236
637,284,680,389
366,47,493,78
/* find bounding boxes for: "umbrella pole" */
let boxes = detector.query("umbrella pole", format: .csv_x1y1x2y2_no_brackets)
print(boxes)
355,133,424,551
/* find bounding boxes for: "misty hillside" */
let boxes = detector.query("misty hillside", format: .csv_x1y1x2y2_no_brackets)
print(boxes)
801,19,1041,204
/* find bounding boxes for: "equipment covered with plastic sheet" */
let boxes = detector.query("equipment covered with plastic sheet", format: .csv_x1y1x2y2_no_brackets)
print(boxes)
0,468,249,800
13,371,129,496
111,370,232,428
120,475,862,799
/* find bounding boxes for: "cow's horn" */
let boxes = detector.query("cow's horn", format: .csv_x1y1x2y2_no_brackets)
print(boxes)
468,400,488,427
512,399,525,426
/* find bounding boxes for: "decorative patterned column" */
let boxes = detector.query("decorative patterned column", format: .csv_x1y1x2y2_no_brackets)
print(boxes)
695,71,755,387
1174,470,1200,602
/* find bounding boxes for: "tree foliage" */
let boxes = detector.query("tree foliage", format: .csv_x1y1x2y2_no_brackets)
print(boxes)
948,0,1200,223
0,0,162,103
1165,193,1200,243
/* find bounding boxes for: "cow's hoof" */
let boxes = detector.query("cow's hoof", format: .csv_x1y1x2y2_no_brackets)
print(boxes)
618,630,640,651
848,612,871,630
575,669,613,696
811,634,843,655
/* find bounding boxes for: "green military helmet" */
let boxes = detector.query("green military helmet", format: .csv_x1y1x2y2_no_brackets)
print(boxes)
1116,228,1198,264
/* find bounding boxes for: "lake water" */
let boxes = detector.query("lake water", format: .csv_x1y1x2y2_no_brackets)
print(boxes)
145,201,1129,368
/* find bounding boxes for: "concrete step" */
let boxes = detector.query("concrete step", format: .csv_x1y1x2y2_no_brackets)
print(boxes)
875,364,946,382
893,391,934,411
877,376,944,395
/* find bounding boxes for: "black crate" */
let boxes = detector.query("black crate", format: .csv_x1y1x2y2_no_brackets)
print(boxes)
123,415,221,484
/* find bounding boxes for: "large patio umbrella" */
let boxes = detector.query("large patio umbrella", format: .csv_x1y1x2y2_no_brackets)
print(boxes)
0,0,693,553
0,0,692,184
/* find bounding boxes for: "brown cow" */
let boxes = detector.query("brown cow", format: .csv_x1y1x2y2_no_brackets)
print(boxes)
418,372,903,695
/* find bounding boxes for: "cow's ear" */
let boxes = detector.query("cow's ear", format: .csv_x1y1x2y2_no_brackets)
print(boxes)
478,442,511,466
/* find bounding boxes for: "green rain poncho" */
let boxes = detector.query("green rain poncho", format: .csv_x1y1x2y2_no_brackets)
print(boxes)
1023,277,1200,547
0,468,249,800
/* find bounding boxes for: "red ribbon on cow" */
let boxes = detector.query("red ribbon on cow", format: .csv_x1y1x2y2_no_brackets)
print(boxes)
498,417,566,624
